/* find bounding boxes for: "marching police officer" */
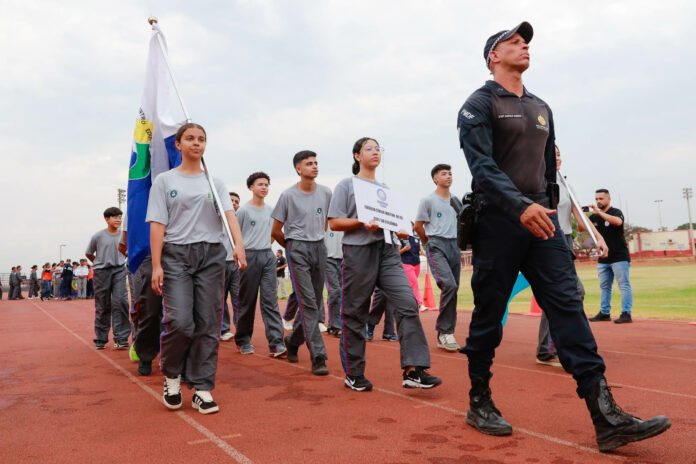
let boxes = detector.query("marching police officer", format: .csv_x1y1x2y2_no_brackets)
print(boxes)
456,21,670,452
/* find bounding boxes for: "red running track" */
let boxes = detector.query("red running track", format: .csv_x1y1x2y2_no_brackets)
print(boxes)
1,298,694,464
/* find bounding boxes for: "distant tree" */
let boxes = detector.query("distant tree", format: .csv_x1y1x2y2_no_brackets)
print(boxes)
575,221,651,250
676,222,696,230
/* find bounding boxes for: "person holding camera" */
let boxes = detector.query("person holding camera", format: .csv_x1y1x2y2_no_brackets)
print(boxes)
456,21,669,452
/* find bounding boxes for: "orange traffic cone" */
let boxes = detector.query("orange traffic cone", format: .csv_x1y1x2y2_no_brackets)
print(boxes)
525,296,542,317
423,274,438,311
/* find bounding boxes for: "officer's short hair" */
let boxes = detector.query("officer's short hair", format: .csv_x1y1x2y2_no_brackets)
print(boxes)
103,207,123,218
229,192,240,199
596,189,610,196
431,163,451,179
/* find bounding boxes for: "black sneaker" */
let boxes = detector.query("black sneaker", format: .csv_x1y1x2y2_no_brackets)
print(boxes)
614,312,632,324
402,367,442,389
366,324,374,341
311,357,329,376
382,333,398,341
284,336,298,363
95,341,106,350
192,391,219,414
137,360,152,376
344,375,373,392
163,376,182,410
589,312,611,322
114,340,129,350
467,376,512,436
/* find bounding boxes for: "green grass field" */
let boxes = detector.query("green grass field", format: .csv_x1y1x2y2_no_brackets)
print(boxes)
278,262,696,321
444,263,696,321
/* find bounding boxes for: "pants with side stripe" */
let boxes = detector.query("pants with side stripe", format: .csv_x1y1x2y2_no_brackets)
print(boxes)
341,241,430,376
160,242,225,391
234,249,284,350
285,239,328,361
426,236,461,335
325,257,342,330
93,265,130,343
367,288,396,336
221,260,240,335
132,255,163,364
284,291,326,325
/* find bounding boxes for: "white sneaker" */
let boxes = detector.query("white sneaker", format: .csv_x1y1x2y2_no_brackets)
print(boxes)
163,375,182,410
283,319,294,331
437,333,459,352
318,322,328,333
220,332,234,341
192,390,219,414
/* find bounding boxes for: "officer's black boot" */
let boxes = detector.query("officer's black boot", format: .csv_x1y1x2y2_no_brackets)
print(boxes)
585,378,670,452
466,374,512,436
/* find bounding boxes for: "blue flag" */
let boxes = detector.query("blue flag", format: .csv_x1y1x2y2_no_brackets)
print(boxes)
127,25,184,273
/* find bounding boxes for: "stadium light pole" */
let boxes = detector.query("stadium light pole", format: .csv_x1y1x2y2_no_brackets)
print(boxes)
117,188,126,211
59,244,66,261
654,199,664,231
683,187,695,258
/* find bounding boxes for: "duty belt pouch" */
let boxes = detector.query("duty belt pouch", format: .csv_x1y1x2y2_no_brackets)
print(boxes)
547,182,560,210
456,193,476,251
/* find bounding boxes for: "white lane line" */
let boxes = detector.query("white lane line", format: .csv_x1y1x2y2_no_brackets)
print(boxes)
370,342,696,400
31,301,253,464
240,351,630,463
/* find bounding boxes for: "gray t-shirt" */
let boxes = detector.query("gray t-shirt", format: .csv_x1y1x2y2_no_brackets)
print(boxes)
415,192,457,239
221,228,235,261
86,229,126,269
272,183,331,242
557,172,572,235
237,202,273,250
328,177,384,246
324,227,344,259
146,170,233,245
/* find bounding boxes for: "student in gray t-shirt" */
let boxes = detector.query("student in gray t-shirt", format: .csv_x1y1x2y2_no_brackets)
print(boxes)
271,150,331,376
328,137,442,392
85,207,130,350
414,163,462,352
146,123,246,415
234,172,286,357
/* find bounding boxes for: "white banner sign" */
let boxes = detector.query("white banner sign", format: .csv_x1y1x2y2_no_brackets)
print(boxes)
352,177,410,233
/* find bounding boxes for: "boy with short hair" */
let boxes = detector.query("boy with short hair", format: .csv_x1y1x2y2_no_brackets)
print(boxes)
414,164,462,352
86,207,130,350
41,263,53,301
234,172,287,357
29,265,39,299
220,192,241,342
272,150,332,375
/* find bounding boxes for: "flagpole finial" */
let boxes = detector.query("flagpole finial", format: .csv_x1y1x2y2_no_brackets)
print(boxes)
148,16,158,26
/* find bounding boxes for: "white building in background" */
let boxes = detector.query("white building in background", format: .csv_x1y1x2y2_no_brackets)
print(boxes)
628,230,695,257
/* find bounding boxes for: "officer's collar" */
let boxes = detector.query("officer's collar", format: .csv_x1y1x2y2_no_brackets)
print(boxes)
486,80,533,98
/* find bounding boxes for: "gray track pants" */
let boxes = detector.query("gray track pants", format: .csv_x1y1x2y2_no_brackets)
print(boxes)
285,239,328,361
426,236,460,335
93,266,130,343
284,291,326,324
235,249,284,349
367,288,396,335
222,261,240,334
536,235,585,360
325,257,342,330
341,241,430,376
161,242,226,390
132,255,163,363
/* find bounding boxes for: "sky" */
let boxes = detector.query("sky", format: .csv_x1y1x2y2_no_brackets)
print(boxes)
1,0,695,270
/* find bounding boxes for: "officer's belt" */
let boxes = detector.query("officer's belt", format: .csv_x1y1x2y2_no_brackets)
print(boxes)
473,192,549,211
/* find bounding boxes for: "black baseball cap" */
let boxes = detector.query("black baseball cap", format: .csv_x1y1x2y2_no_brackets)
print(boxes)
484,21,533,69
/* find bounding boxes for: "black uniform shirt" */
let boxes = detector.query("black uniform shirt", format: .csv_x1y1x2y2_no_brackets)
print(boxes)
276,256,286,278
589,207,630,264
457,80,556,221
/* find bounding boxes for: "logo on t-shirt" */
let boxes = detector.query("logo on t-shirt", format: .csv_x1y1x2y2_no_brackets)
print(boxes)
536,114,549,132
329,232,334,237
250,220,256,226
169,190,178,198
316,207,323,214
437,212,442,218
207,192,212,200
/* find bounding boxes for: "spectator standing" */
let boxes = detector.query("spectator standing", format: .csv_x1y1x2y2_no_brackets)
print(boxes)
589,189,633,324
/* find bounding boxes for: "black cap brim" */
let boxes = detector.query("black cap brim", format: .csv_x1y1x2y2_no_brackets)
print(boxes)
500,21,533,45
